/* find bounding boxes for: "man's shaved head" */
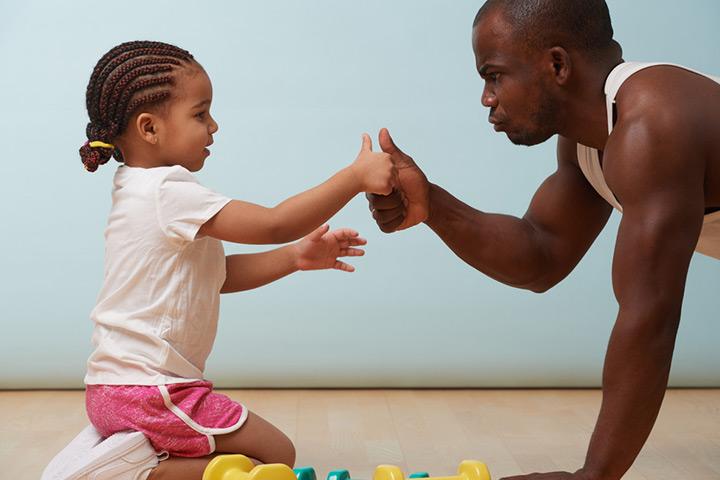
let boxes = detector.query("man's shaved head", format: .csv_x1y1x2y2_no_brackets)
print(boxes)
474,0,615,55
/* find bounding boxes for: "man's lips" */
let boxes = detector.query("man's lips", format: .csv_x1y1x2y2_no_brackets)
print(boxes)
489,117,505,131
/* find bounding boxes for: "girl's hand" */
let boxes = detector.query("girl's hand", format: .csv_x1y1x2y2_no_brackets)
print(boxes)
294,225,367,272
351,133,398,195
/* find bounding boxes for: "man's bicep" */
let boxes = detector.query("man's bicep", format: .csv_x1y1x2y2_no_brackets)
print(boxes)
523,137,613,281
606,120,705,309
611,203,701,323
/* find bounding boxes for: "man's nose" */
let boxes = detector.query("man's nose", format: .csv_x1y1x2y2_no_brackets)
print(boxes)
482,91,497,108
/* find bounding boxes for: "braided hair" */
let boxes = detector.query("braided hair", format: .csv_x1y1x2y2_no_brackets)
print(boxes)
79,41,195,172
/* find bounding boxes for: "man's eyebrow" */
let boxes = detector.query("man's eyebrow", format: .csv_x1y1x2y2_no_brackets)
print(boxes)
192,99,211,109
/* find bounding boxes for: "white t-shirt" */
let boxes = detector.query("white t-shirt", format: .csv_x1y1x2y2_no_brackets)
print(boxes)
84,165,232,385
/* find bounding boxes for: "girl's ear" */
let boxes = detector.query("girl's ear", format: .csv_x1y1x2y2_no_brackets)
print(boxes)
135,113,160,145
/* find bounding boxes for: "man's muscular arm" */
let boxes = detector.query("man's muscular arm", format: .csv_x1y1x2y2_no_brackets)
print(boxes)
577,118,704,480
425,136,612,291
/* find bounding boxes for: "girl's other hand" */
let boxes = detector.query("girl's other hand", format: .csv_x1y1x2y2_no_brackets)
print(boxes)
350,133,398,195
294,225,367,272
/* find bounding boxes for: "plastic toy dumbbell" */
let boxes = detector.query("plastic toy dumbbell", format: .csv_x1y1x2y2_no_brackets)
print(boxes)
203,454,298,480
374,461,491,480
294,467,317,480
294,467,352,480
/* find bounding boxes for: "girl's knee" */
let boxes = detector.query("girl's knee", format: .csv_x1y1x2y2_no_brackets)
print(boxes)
273,434,296,467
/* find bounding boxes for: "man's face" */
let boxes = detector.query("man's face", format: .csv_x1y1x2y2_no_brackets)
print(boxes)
472,10,558,146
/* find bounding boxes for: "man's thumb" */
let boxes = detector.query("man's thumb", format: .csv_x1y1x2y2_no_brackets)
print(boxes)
379,127,400,154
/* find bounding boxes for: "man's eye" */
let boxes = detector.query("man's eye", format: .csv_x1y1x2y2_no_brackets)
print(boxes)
489,73,500,81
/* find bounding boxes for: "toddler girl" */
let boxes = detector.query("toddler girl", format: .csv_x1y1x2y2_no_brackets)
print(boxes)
54,40,397,480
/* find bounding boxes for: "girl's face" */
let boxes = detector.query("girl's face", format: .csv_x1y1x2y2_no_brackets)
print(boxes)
159,67,218,172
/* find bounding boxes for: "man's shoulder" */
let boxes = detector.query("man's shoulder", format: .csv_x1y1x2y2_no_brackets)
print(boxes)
614,65,719,134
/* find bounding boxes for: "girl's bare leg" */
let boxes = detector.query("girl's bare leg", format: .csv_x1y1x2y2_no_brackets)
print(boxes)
147,411,295,480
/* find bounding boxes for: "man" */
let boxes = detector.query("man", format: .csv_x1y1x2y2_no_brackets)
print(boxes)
367,1,719,479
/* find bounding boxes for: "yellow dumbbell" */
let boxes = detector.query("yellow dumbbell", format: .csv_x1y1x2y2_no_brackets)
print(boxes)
373,461,491,480
202,454,298,480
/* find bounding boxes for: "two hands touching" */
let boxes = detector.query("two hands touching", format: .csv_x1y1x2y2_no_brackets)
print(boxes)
294,128,430,273
365,128,430,233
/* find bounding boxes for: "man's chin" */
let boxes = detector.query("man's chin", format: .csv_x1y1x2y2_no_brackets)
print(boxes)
506,130,552,147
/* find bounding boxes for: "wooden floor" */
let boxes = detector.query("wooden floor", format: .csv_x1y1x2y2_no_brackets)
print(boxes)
2,389,719,480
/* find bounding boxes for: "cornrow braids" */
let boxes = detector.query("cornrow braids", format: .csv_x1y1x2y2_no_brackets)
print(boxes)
79,41,195,172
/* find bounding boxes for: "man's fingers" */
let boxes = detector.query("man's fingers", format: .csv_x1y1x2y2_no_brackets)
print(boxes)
372,205,404,224
366,188,406,233
379,215,405,233
366,190,403,210
360,133,373,152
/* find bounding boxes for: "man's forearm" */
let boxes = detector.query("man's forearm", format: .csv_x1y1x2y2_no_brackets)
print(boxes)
581,309,679,480
424,183,551,291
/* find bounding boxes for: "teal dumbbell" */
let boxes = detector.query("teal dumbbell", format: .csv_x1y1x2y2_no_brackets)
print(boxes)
294,467,352,480
294,467,317,480
410,473,430,478
326,470,351,480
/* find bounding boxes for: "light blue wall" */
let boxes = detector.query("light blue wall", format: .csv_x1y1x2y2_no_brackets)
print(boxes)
0,1,717,388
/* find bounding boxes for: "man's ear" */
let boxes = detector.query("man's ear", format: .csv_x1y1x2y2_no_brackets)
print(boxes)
135,113,160,145
548,46,572,85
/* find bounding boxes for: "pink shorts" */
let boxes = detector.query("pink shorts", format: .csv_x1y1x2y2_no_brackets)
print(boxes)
86,381,247,457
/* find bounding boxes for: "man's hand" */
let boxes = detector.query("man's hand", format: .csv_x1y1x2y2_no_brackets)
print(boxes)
366,128,430,232
294,225,367,272
501,470,597,480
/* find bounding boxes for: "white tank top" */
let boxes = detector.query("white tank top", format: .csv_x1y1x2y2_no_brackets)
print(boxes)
577,61,720,260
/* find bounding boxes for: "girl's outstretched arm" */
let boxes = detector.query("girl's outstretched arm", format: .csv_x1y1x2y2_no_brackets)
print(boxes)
220,225,366,293
200,135,397,245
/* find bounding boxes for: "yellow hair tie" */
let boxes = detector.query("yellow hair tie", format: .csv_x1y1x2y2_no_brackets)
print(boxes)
89,140,115,149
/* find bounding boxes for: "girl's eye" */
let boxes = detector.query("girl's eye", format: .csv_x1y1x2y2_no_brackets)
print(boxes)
196,111,206,119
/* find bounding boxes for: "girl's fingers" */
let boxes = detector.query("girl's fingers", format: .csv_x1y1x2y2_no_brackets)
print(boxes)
334,260,355,272
309,224,330,241
331,228,360,239
339,237,367,248
340,248,365,257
